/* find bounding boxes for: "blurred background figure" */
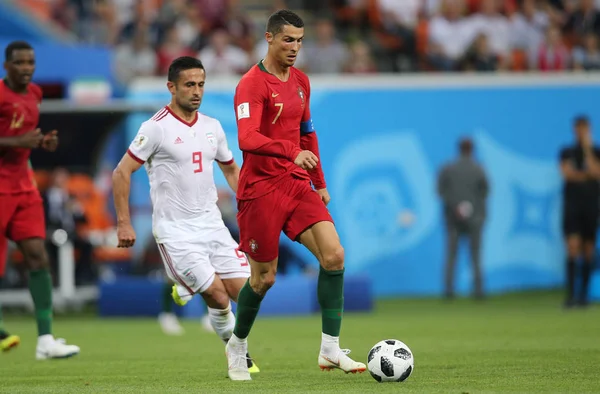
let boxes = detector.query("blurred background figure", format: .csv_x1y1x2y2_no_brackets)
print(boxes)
43,168,94,286
437,138,489,300
559,116,600,308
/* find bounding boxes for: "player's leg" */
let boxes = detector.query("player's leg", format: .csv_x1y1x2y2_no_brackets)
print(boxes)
296,222,364,374
0,236,21,352
226,195,283,381
286,186,365,374
158,241,238,344
579,208,598,307
563,206,582,308
158,279,184,336
211,228,259,373
11,192,79,359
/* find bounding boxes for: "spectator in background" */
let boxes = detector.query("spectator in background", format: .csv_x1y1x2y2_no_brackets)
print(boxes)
563,0,600,46
198,28,250,76
43,168,94,286
460,33,498,71
344,40,378,73
510,0,549,69
428,0,477,71
157,0,203,50
113,28,157,83
534,25,570,71
572,32,600,70
224,0,256,54
77,0,120,46
559,116,600,308
469,0,511,68
156,25,196,76
302,18,349,74
375,0,420,70
437,138,489,300
118,0,161,46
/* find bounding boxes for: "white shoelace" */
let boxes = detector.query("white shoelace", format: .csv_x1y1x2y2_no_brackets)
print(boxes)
229,347,249,370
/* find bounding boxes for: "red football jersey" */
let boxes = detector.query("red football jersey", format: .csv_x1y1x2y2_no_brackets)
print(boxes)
234,61,326,200
0,80,42,194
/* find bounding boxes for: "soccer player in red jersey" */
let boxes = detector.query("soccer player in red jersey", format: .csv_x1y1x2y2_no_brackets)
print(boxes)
0,41,79,358
225,10,366,380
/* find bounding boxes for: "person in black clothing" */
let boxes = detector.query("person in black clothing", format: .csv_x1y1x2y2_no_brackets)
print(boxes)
559,115,600,308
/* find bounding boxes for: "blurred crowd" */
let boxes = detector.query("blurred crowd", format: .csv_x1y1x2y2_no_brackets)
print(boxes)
20,0,600,82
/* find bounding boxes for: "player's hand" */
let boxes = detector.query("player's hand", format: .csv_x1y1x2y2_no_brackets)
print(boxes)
117,223,136,248
316,188,331,206
41,130,59,152
17,128,43,149
294,150,318,170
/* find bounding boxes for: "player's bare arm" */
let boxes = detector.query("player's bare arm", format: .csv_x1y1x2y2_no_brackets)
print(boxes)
218,161,240,193
112,153,143,248
0,128,43,148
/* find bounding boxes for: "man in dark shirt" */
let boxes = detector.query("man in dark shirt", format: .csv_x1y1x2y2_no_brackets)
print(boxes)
559,115,600,308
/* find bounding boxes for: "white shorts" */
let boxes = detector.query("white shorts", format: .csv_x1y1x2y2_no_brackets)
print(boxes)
157,227,250,295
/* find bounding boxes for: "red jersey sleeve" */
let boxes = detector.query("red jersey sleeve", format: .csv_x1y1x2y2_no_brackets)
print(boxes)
30,83,43,103
298,74,326,189
235,73,302,161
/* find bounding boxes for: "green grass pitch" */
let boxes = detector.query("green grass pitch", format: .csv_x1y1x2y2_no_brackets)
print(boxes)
1,291,599,393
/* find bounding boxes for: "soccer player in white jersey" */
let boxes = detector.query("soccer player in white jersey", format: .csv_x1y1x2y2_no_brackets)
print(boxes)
112,56,259,373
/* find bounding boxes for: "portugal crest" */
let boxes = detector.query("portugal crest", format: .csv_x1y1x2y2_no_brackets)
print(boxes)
297,86,305,109
249,239,258,253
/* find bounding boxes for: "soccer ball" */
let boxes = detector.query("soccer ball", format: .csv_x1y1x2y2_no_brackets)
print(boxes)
367,339,414,382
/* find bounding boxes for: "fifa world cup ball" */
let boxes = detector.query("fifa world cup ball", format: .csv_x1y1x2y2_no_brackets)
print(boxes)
367,339,414,382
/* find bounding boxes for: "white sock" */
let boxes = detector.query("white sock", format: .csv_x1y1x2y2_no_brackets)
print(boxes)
229,333,247,345
320,333,340,357
37,334,54,346
207,303,236,344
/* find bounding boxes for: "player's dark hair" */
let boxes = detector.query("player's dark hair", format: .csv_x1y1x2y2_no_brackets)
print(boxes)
574,115,589,127
5,41,33,62
266,9,304,35
168,56,205,82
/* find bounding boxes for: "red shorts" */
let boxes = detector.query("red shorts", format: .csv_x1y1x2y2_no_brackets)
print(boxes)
0,236,7,277
237,176,333,262
0,191,46,244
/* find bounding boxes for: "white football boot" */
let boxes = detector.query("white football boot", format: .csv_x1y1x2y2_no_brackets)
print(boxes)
225,337,251,381
36,335,80,360
158,312,184,336
201,314,215,333
318,348,367,374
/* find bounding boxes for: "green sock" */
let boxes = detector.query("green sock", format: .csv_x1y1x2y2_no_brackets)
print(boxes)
233,280,264,339
318,267,344,337
28,269,53,336
162,282,174,313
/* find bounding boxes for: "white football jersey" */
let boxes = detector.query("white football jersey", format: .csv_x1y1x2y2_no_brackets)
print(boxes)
127,106,234,243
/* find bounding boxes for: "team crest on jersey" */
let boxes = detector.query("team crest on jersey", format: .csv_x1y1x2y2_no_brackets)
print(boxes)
205,132,217,151
249,239,258,254
183,268,197,286
297,87,305,109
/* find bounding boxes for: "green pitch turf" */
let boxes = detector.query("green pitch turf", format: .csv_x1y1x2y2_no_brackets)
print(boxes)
1,291,599,393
